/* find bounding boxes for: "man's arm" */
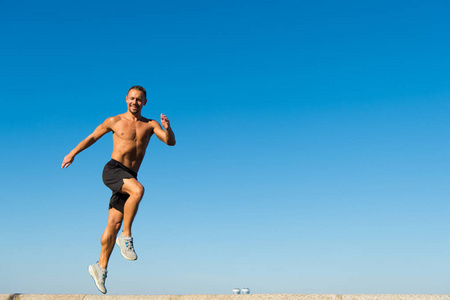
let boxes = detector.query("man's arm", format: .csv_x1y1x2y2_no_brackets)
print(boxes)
61,117,116,168
153,113,176,146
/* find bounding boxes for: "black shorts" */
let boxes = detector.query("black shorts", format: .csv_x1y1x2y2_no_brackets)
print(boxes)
102,159,138,213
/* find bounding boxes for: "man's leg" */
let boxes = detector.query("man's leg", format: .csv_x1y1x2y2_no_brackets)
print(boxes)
99,208,123,269
119,178,145,237
89,208,123,294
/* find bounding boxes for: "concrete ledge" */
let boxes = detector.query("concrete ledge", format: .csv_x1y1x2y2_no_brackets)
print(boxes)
2,295,450,300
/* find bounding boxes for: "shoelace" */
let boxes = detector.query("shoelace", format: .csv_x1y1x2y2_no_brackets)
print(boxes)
96,262,107,281
125,240,134,251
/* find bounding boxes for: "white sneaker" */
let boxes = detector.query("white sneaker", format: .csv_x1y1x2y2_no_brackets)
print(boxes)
116,235,138,260
88,262,107,294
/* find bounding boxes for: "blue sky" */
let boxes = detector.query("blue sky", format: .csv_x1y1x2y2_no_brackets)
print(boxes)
1,0,450,295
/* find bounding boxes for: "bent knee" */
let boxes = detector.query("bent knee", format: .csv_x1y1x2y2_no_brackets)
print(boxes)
134,184,145,199
129,182,145,199
122,179,145,199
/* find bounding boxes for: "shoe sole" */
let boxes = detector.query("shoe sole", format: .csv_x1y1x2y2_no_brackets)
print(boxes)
88,265,107,294
116,237,138,261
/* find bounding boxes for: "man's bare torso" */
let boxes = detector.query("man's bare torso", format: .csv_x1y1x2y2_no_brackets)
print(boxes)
109,113,156,173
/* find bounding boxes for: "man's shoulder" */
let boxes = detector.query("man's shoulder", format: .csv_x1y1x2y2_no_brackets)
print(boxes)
99,115,125,131
141,117,154,123
104,115,123,124
138,117,157,125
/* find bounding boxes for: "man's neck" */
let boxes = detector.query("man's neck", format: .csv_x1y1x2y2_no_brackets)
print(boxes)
125,111,142,121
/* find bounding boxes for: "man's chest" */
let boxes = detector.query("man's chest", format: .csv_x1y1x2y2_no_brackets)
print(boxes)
113,120,153,141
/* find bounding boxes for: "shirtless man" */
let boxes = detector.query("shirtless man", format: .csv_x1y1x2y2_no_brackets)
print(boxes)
61,86,175,294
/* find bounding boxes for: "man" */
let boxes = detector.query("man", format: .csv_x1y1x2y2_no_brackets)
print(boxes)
61,86,175,294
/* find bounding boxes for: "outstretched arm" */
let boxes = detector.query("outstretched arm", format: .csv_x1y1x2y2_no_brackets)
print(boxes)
61,117,115,168
153,113,176,146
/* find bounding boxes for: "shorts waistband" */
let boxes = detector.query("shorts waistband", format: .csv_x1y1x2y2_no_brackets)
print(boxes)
109,159,138,178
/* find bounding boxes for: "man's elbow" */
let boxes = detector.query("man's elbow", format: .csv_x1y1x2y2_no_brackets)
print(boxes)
168,140,176,146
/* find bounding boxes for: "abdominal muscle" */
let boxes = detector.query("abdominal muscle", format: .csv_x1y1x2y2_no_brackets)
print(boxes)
111,132,151,173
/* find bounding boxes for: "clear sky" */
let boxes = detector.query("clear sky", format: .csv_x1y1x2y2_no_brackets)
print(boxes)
1,0,450,296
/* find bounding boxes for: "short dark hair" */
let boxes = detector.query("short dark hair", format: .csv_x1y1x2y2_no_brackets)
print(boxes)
128,85,146,98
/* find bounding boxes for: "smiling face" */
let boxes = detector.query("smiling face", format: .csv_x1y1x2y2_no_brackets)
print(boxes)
126,88,147,115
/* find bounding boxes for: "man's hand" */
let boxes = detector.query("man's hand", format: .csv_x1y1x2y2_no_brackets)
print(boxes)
160,113,171,130
154,114,175,146
61,154,74,169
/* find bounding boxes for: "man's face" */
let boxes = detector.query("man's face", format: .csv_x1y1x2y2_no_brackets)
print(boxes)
126,89,147,115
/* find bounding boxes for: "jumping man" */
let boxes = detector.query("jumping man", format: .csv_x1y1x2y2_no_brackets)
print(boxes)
61,86,176,294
